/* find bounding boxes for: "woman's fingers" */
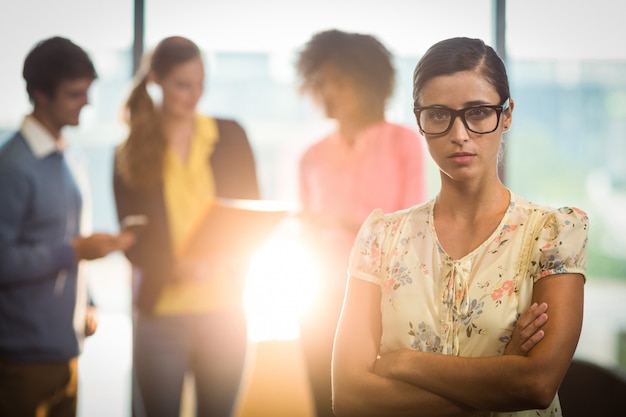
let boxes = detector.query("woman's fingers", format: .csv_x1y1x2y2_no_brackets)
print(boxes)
505,302,548,355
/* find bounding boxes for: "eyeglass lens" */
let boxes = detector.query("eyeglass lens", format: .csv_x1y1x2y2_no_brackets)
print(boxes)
419,106,501,135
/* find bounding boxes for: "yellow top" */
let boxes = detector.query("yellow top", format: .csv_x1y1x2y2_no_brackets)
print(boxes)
155,114,244,314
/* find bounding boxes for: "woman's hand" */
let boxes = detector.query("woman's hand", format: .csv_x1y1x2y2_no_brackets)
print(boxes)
504,302,548,356
374,302,549,379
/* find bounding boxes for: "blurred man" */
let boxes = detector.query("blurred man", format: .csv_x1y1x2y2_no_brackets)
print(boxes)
0,36,134,417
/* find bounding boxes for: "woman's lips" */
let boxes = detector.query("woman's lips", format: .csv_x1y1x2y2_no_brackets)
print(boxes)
448,152,476,164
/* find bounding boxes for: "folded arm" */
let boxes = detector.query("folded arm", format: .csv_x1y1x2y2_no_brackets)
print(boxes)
333,278,479,417
332,273,575,417
374,273,584,412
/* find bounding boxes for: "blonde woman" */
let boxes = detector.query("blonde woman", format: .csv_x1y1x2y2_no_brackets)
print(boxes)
113,36,259,417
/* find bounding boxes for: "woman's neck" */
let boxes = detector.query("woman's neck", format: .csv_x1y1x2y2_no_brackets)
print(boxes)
162,113,195,161
337,109,385,145
436,177,509,223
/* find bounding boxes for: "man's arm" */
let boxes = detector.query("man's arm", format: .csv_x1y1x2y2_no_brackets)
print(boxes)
0,165,134,285
0,166,76,284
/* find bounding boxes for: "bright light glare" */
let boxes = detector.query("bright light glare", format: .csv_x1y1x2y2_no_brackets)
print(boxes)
243,222,319,342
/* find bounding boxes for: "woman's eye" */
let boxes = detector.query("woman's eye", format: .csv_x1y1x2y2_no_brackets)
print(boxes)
428,110,449,121
466,107,492,119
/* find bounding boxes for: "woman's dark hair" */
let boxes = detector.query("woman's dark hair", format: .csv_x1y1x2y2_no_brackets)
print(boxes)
22,36,97,101
413,37,509,106
116,36,201,190
296,29,395,105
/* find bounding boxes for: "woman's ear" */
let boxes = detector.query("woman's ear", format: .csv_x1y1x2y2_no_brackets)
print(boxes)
502,98,514,131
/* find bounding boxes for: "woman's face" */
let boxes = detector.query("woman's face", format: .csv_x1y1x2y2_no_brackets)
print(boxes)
417,70,513,183
310,62,364,122
156,57,204,119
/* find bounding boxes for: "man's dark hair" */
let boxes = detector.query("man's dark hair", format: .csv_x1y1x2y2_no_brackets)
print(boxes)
22,36,97,100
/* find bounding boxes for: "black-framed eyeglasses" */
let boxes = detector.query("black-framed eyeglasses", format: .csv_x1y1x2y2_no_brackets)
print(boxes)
413,98,510,135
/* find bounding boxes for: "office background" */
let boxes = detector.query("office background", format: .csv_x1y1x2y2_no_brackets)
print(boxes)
1,1,625,415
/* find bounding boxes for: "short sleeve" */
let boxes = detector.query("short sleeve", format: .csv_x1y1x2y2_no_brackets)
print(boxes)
348,208,387,286
533,207,589,282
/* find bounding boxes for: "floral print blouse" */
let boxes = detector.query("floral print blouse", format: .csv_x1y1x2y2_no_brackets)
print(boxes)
349,192,589,417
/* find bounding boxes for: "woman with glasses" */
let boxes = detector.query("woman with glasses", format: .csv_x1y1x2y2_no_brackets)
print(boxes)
332,37,588,417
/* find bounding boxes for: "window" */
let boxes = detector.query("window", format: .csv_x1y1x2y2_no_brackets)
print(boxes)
2,2,624,416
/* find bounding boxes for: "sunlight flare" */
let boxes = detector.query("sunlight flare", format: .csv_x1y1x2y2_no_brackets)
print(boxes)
243,221,320,342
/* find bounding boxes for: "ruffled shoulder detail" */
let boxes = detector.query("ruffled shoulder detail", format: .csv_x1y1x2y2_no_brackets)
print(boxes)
349,202,432,285
532,206,589,282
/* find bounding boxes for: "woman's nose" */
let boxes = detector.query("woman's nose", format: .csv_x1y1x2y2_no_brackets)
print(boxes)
449,116,470,144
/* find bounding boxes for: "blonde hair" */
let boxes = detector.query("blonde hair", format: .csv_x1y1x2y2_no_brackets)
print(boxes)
116,36,201,189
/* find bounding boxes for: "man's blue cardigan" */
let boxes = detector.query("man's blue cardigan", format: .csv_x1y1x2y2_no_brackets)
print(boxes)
0,132,82,362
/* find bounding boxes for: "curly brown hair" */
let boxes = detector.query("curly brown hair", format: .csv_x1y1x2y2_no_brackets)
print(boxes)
295,29,395,107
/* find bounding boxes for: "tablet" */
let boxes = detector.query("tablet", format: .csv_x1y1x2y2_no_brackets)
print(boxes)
181,198,294,258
